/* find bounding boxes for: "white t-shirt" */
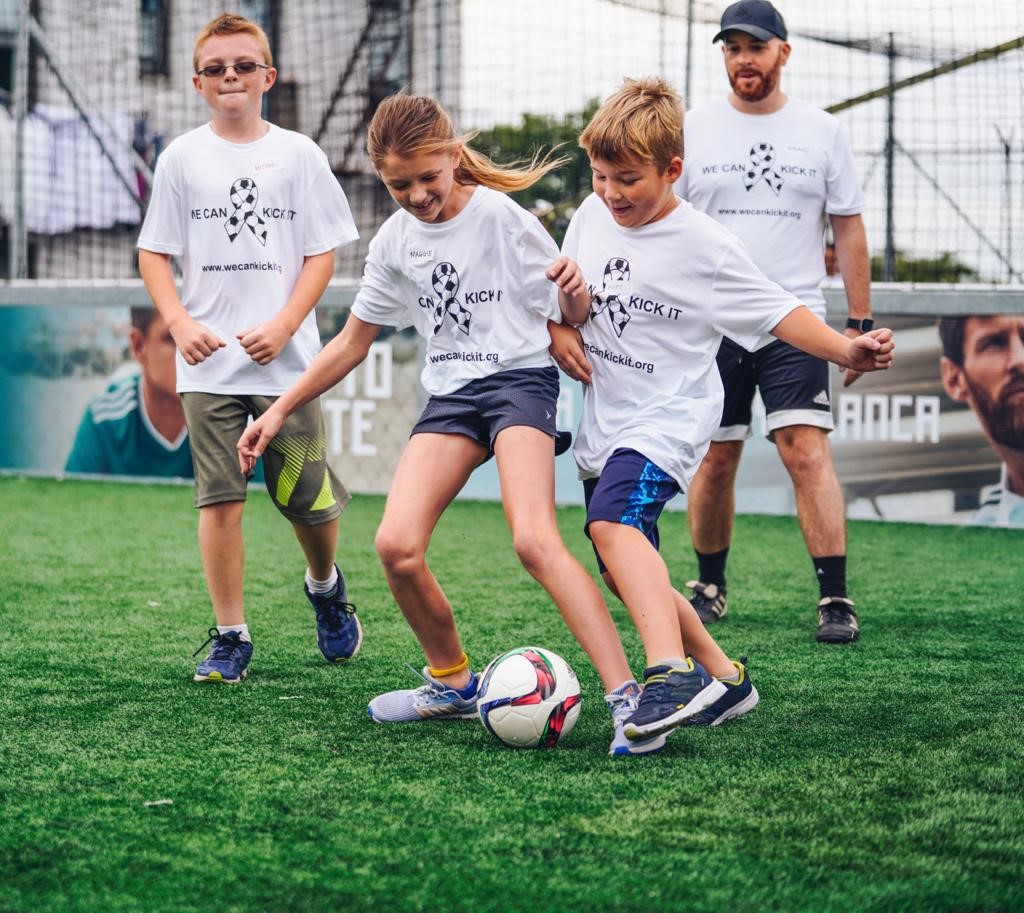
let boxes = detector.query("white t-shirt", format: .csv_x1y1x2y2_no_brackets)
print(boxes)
973,464,1024,528
351,185,560,396
562,193,804,489
137,123,359,394
678,97,863,317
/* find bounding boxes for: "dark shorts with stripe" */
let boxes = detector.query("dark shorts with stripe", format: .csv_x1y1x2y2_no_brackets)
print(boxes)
582,448,680,574
716,336,834,441
411,366,560,455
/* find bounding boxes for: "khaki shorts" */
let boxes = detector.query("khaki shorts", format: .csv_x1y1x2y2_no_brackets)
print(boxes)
181,392,350,525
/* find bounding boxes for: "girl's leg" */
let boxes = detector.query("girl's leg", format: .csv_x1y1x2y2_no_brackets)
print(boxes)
493,426,634,692
375,432,486,688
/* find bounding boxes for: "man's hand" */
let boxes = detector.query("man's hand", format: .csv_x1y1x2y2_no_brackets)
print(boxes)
846,327,895,375
168,314,226,365
548,321,592,384
237,317,292,366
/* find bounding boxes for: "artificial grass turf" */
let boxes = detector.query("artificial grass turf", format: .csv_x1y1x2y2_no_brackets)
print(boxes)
0,475,1022,913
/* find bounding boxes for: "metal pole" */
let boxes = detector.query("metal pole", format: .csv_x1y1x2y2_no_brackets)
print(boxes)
883,32,896,282
684,0,695,106
995,125,1013,282
9,0,30,279
435,0,443,100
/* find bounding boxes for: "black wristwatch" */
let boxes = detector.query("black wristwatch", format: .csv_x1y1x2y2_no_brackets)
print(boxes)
845,317,874,332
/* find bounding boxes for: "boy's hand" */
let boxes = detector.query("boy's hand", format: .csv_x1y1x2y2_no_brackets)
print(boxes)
237,410,284,474
545,255,588,299
846,327,895,375
237,317,292,365
839,326,868,387
169,315,226,365
548,321,592,384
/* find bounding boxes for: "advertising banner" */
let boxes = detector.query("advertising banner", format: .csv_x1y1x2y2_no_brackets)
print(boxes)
1,304,1020,527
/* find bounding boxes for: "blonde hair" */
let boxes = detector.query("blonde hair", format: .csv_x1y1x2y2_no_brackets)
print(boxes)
579,77,684,170
367,94,568,193
193,13,273,72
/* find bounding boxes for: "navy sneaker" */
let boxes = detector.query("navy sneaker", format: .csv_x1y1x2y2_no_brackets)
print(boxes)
305,566,363,662
816,596,859,644
685,657,759,727
623,658,727,740
192,628,253,684
686,580,728,624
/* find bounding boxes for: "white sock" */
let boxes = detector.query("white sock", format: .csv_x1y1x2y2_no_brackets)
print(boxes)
218,623,251,643
653,657,689,670
608,679,638,697
305,566,339,595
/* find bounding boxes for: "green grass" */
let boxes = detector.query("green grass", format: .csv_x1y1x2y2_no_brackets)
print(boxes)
1,475,1022,913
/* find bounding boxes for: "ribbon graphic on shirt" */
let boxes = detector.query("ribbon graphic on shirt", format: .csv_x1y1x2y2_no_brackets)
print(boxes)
590,257,631,337
224,178,268,246
422,262,472,335
743,143,784,196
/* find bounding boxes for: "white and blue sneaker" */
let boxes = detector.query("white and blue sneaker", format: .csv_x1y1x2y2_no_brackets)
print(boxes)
368,666,480,723
606,681,667,756
684,657,759,727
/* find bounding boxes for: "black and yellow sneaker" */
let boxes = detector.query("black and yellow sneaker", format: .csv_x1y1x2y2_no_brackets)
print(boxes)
623,658,727,741
816,597,860,643
686,580,728,624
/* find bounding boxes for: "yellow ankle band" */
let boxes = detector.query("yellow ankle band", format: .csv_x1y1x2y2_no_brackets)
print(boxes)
429,653,469,678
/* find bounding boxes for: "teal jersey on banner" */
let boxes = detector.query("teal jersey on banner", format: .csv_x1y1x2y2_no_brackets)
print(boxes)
65,374,194,478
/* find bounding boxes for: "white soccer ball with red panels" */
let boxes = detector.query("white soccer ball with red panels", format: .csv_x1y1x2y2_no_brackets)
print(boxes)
477,646,582,749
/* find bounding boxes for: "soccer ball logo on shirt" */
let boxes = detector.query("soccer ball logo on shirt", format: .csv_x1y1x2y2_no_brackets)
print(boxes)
743,143,784,196
590,257,632,338
225,177,269,246
421,261,473,336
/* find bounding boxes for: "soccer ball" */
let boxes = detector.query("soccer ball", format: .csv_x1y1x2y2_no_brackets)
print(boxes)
477,646,582,749
432,261,460,298
603,257,630,283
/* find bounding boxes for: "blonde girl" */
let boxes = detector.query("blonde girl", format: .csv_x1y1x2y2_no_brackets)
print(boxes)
238,94,665,755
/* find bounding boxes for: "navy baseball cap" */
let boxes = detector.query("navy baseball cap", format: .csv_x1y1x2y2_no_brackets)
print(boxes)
713,0,788,42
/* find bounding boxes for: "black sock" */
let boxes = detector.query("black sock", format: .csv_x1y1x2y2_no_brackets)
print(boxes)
695,547,729,589
813,555,847,599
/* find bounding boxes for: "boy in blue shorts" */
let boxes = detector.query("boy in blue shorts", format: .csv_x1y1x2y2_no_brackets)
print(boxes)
548,77,894,741
137,13,362,683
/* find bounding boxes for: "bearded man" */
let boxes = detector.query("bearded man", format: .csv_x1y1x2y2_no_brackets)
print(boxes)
676,0,873,642
940,315,1024,528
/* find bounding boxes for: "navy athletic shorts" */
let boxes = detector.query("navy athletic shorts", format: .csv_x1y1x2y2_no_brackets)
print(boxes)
715,336,834,441
582,448,679,574
411,366,560,454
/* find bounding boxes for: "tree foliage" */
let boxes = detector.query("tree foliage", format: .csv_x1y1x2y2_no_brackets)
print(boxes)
870,251,979,283
472,102,600,244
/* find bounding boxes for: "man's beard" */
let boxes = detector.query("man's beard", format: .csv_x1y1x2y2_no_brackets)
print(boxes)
729,56,784,103
968,374,1024,451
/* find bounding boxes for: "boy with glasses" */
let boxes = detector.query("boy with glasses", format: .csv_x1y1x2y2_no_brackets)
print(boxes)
138,13,362,683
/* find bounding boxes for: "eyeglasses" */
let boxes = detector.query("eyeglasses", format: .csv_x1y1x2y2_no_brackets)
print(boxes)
195,61,270,78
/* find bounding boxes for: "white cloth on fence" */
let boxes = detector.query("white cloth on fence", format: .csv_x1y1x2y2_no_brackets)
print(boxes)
20,104,140,233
